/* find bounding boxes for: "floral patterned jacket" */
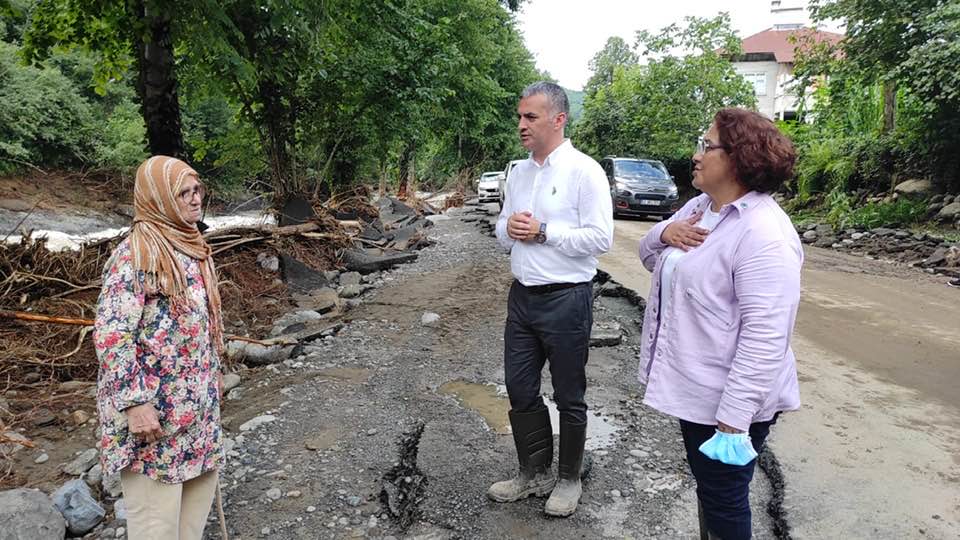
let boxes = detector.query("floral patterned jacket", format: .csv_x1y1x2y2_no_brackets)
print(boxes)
94,238,223,483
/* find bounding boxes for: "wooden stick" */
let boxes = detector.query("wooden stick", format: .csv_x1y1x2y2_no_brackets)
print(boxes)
300,232,345,240
210,236,269,256
1,310,93,326
0,310,269,344
225,335,278,346
204,221,320,240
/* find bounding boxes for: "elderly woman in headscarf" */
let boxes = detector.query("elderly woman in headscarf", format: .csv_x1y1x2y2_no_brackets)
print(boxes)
94,156,225,540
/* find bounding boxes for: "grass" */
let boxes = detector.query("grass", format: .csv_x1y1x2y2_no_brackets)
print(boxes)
785,193,930,231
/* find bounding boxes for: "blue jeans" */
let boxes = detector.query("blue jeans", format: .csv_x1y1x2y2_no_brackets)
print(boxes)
679,415,779,540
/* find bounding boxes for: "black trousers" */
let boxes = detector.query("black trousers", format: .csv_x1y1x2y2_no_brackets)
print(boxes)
503,280,593,424
679,415,779,540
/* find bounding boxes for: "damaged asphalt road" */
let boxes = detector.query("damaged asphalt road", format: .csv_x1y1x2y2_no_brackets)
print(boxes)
212,205,787,539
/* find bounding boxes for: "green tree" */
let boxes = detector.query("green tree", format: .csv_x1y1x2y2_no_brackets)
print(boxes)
583,36,637,98
574,15,755,182
807,0,942,134
23,0,188,156
15,0,536,201
795,0,960,193
0,41,96,170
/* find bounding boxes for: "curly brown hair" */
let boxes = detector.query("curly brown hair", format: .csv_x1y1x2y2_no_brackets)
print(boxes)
714,108,797,193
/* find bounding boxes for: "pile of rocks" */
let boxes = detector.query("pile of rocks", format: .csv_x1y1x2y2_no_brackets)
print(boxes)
891,179,960,228
925,193,960,227
226,196,437,368
798,223,960,276
0,445,129,539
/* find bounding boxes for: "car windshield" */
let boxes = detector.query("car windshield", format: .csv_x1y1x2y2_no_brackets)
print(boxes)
481,173,500,181
615,160,669,180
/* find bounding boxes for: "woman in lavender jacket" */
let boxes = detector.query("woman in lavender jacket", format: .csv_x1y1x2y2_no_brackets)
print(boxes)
637,108,802,540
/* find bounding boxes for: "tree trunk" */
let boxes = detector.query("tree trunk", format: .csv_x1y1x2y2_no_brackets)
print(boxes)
258,77,296,203
134,1,184,158
882,79,896,134
397,142,414,199
378,158,388,197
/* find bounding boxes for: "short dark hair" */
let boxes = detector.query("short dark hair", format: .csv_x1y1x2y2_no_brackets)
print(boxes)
713,108,796,193
521,81,570,117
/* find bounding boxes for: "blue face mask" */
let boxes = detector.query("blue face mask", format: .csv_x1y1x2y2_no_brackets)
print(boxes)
698,430,758,466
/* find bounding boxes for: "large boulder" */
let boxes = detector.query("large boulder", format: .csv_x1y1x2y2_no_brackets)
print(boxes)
270,309,324,337
280,254,330,295
0,488,66,540
62,448,98,476
936,201,960,222
893,178,935,199
226,341,295,366
291,287,339,314
51,480,105,536
945,245,960,268
342,248,417,274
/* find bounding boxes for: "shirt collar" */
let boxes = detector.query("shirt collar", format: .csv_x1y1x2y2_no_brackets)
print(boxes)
701,191,763,216
531,139,572,168
729,191,764,215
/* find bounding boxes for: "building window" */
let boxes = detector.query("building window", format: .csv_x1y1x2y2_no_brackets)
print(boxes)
742,73,767,96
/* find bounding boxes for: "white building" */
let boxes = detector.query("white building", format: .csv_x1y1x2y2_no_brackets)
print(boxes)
731,1,841,120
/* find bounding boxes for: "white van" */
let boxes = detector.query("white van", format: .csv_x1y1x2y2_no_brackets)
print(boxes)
499,159,524,206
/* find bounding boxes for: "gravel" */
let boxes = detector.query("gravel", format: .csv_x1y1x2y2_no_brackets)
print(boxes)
209,204,782,539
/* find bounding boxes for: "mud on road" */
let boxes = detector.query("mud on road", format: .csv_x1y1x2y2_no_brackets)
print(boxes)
212,210,784,539
603,217,960,540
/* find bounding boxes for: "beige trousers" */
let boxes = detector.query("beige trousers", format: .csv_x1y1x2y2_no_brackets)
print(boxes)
121,468,219,540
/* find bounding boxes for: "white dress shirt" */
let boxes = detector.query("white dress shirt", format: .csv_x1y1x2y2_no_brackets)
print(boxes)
495,140,614,286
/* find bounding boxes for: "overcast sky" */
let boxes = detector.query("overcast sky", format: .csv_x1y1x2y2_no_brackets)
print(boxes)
516,0,838,90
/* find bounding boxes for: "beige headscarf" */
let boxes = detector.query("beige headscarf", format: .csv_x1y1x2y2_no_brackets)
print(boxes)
129,156,224,354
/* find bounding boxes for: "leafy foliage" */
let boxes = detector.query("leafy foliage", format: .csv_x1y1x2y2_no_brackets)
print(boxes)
0,41,96,171
824,191,927,230
574,15,755,186
795,0,960,197
7,0,538,201
583,36,637,98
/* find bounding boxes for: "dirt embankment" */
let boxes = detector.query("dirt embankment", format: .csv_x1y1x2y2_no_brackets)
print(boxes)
0,173,134,236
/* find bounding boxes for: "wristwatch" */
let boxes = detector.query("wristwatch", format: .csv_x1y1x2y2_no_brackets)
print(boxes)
535,222,547,244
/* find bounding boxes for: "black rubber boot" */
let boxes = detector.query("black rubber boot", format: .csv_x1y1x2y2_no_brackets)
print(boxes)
487,408,555,502
544,418,586,517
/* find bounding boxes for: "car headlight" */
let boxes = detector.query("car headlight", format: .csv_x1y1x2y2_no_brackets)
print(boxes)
668,186,678,197
614,181,631,196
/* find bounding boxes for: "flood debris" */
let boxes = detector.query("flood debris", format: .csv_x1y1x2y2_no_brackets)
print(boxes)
342,248,419,274
380,420,429,531
0,189,438,488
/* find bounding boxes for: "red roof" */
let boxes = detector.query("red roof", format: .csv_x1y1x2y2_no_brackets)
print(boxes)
740,28,843,63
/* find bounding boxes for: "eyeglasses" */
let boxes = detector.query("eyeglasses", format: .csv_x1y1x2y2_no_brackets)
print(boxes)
177,184,206,203
696,137,728,155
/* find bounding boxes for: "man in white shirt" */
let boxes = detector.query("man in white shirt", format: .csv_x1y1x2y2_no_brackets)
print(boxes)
487,82,614,517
